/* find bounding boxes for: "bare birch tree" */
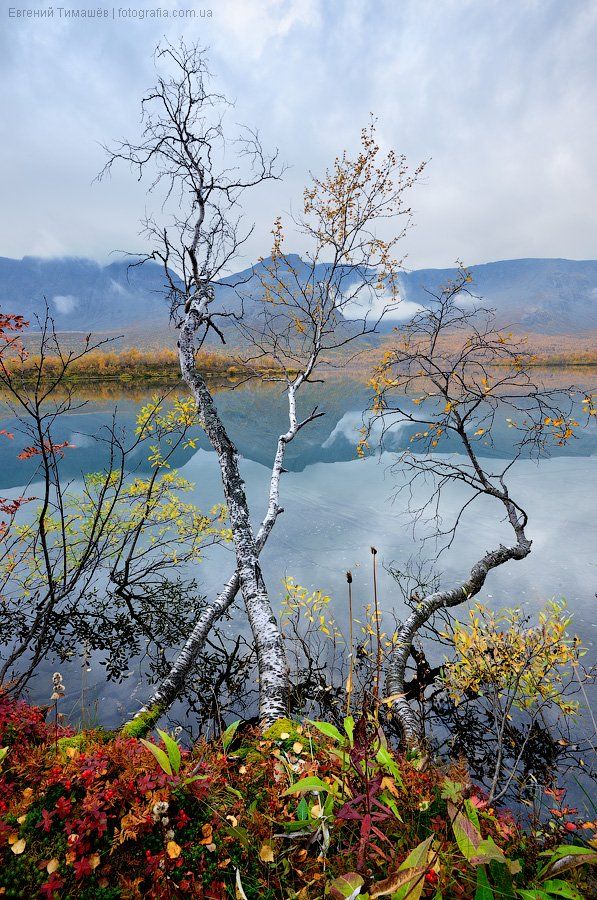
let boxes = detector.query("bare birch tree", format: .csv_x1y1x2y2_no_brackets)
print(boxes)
100,41,294,724
101,40,425,731
368,270,587,745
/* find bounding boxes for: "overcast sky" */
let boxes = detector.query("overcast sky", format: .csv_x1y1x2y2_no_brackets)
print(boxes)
2,0,596,271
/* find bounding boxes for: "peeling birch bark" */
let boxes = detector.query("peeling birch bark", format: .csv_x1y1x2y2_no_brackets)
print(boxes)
173,289,289,725
125,355,321,733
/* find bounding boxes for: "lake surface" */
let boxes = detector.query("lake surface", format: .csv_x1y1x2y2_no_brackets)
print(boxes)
1,373,595,782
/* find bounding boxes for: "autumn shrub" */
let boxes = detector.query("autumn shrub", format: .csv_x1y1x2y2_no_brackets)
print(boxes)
0,695,595,899
2,348,289,383
3,348,212,381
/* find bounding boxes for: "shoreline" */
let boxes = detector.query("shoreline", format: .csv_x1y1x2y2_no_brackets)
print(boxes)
2,358,596,388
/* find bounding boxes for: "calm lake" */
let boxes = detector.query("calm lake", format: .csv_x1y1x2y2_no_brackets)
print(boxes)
1,373,596,768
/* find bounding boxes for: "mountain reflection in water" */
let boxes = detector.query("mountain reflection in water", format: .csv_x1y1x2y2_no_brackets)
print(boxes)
0,374,595,787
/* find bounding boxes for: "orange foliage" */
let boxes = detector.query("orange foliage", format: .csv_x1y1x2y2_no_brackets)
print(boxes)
1,347,244,380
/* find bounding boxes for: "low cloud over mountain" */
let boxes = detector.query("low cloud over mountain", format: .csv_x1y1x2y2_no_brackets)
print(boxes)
1,254,596,342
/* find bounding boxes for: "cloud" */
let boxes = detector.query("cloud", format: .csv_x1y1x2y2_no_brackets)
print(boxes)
217,0,322,61
323,410,408,449
347,295,425,322
1,1,596,268
383,299,426,322
109,279,127,296
52,294,78,314
452,290,480,309
344,279,478,322
322,411,365,448
343,280,425,322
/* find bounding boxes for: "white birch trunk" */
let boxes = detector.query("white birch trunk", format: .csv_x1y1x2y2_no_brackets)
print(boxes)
175,293,288,725
125,373,320,733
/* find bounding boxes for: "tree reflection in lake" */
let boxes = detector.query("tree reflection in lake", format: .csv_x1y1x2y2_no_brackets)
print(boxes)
0,373,595,811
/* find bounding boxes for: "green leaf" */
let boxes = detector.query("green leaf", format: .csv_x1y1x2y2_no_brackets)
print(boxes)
297,797,309,820
539,846,597,880
224,826,250,849
542,845,597,862
375,745,403,785
225,784,244,799
221,720,241,752
540,879,584,899
307,720,344,743
329,872,365,899
464,798,481,830
323,792,335,817
400,835,433,871
281,819,313,833
517,891,551,900
343,715,355,745
0,747,9,767
156,728,181,774
441,779,463,803
470,837,508,867
282,775,332,796
392,837,433,900
379,790,403,823
140,738,172,775
182,773,208,786
450,804,482,863
474,866,494,900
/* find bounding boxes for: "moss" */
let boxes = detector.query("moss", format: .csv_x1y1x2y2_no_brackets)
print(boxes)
262,717,305,744
241,719,304,765
120,707,162,739
56,732,94,757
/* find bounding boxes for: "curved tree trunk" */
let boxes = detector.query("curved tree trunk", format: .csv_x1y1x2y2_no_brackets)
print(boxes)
385,504,531,745
123,571,241,735
123,335,321,735
176,295,288,726
125,510,279,734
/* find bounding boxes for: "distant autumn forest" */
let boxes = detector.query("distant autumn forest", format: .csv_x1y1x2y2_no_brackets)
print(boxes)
2,328,597,385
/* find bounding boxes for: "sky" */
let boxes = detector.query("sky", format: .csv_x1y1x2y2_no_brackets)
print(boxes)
1,0,597,272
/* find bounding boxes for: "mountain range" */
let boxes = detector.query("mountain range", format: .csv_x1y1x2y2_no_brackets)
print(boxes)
1,254,596,344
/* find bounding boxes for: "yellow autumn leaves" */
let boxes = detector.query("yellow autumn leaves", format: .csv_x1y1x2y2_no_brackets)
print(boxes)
7,837,101,879
166,840,181,859
281,577,343,642
442,601,585,714
135,395,199,442
258,843,275,863
9,835,26,855
165,822,214,860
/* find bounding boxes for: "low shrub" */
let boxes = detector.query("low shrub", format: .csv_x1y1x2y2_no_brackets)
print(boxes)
0,693,595,898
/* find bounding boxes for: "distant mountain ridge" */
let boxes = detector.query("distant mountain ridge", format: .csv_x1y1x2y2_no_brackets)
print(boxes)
398,258,597,334
1,254,596,339
0,255,170,333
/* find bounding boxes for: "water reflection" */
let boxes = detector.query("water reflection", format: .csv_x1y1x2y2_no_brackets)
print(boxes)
1,370,595,489
1,374,595,733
